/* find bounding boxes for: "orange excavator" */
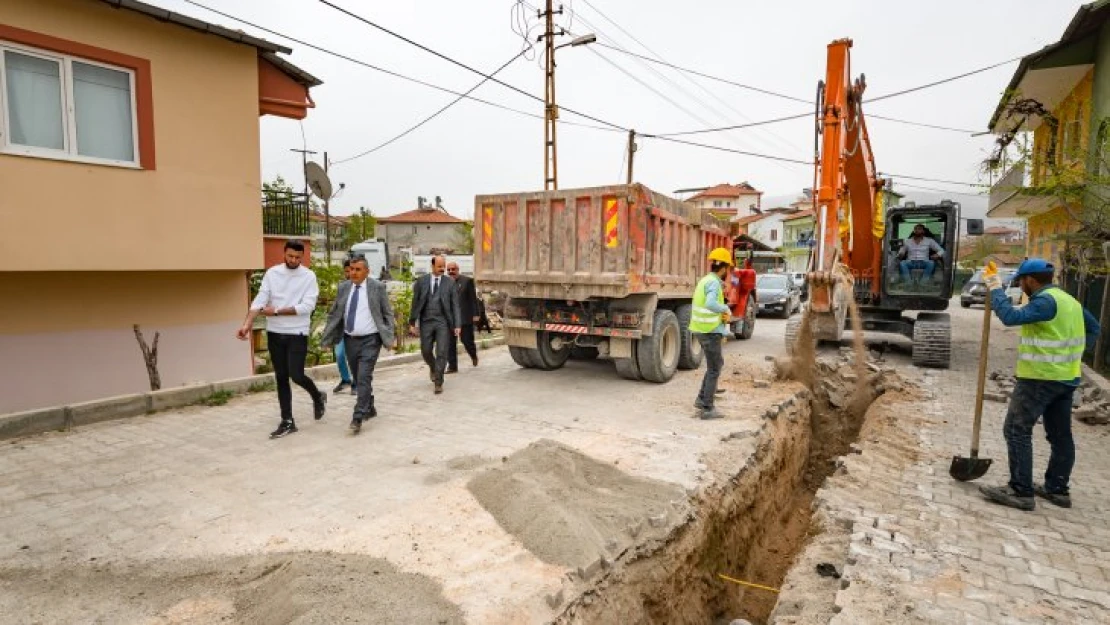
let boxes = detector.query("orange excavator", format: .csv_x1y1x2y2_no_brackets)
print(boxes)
790,39,982,368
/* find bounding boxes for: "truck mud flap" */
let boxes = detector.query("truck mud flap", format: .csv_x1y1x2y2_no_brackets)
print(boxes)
506,327,538,349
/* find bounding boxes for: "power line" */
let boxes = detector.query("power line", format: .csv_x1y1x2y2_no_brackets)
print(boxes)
638,133,811,166
878,172,987,187
864,55,1025,103
316,0,627,131
333,48,529,165
868,114,980,134
655,111,813,137
892,182,986,198
183,1,620,135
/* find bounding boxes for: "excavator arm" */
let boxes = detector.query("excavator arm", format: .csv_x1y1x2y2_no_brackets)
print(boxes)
809,39,885,322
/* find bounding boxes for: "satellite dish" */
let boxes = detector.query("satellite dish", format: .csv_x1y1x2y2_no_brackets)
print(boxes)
305,161,333,200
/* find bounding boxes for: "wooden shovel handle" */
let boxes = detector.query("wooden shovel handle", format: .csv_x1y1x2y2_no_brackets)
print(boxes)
971,294,992,456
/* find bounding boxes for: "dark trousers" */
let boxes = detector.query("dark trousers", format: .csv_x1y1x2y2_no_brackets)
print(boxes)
447,324,477,369
420,319,451,384
695,333,724,409
344,333,382,420
1004,378,1077,496
267,331,321,422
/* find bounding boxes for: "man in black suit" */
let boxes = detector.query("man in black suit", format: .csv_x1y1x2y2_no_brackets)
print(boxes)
408,255,462,394
446,261,480,372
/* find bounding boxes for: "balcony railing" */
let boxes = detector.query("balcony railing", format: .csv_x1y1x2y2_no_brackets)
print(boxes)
262,191,310,237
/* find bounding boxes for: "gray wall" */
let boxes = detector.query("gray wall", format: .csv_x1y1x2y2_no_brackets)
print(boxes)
381,222,462,256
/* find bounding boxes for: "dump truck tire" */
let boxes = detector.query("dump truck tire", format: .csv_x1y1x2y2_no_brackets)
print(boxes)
534,331,571,370
509,346,538,369
912,313,951,369
675,304,703,370
614,341,642,380
638,309,681,383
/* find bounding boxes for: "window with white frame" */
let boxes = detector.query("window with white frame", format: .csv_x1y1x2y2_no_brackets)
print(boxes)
1,41,138,166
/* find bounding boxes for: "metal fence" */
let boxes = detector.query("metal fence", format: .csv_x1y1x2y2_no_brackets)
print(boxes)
262,191,310,237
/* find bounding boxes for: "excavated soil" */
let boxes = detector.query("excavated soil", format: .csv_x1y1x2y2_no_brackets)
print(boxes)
0,552,463,624
554,320,903,625
467,439,686,571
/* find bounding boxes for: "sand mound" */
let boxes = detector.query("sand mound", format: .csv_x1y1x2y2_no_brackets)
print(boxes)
467,439,686,571
0,552,463,624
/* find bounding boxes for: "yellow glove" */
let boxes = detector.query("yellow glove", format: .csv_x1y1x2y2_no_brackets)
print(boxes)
983,261,1002,291
721,311,732,324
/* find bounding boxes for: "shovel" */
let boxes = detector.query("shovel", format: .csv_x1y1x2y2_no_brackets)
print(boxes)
950,286,994,481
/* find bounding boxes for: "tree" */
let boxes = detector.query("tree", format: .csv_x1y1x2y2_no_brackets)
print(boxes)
263,174,318,210
343,208,377,248
452,221,475,254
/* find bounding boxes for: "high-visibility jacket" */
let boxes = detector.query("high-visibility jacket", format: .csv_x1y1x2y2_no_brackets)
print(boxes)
690,273,724,334
1016,288,1086,381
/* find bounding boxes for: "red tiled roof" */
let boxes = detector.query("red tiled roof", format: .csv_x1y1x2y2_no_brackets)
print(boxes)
783,209,815,221
377,208,465,224
733,214,767,226
689,182,763,201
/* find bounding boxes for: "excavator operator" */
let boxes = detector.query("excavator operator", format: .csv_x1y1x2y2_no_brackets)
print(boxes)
896,224,945,287
689,248,733,421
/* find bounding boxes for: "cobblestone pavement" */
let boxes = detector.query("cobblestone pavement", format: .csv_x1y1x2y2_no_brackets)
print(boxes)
0,319,795,623
778,303,1110,624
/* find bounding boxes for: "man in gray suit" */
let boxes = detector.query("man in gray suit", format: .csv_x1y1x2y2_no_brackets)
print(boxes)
322,257,396,434
409,255,461,394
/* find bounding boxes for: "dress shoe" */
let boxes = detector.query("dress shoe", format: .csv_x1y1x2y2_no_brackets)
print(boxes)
471,355,479,366
434,384,443,395
446,368,458,374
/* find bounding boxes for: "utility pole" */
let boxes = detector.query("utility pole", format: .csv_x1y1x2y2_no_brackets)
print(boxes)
323,151,332,265
626,129,637,184
541,0,562,190
289,148,316,198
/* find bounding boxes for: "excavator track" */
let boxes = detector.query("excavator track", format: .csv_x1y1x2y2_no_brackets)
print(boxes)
912,312,951,369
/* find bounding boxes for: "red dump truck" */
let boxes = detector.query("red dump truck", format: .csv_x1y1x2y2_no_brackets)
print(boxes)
474,183,752,382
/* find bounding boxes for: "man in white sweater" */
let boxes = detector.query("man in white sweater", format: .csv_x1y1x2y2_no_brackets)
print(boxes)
237,240,326,438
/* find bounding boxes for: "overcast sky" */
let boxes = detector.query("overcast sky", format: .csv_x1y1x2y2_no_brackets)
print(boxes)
162,0,1089,220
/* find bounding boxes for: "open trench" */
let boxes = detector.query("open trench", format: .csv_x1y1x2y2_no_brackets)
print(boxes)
557,309,901,625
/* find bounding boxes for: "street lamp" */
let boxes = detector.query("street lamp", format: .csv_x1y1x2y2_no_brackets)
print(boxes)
540,11,597,190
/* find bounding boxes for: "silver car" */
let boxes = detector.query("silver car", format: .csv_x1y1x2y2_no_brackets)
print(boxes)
756,273,802,318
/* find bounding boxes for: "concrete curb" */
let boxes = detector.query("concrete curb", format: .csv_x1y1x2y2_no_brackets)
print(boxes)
0,336,505,441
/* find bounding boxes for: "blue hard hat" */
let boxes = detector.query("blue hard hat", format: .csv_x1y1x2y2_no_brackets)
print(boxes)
1014,258,1054,277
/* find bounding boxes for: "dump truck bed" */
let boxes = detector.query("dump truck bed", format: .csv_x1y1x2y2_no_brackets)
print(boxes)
475,184,731,300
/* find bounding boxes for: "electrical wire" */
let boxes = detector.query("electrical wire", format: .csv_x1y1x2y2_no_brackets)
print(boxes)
182,1,619,135
864,55,1025,103
655,111,813,137
892,182,986,198
638,134,811,166
316,0,627,131
877,172,988,187
332,48,529,165
866,114,980,134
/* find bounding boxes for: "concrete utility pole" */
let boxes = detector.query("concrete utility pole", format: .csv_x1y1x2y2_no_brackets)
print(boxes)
541,0,561,191
323,151,332,265
626,129,637,184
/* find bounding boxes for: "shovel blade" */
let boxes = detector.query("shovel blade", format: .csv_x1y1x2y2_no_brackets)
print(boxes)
950,456,992,482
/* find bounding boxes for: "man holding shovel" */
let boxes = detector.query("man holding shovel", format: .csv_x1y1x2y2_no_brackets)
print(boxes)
978,259,1100,511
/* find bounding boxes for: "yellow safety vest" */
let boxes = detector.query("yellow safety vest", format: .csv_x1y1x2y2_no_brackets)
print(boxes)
690,273,724,334
1016,288,1086,381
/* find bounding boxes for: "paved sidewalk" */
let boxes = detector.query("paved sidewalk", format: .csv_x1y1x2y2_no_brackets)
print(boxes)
777,305,1110,624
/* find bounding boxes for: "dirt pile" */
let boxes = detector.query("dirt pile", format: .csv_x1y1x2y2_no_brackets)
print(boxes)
467,439,686,571
1,552,463,624
987,369,1110,425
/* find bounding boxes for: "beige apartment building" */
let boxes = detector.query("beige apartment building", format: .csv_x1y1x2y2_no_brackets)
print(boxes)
0,0,320,412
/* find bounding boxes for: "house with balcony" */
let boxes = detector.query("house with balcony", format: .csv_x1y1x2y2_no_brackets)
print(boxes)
377,201,467,268
986,0,1110,269
782,210,816,272
0,0,320,413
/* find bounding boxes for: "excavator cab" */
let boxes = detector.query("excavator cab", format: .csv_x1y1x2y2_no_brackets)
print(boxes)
883,201,964,310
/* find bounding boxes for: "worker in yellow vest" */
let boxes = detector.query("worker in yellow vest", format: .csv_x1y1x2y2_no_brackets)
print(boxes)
978,259,1100,511
689,248,733,420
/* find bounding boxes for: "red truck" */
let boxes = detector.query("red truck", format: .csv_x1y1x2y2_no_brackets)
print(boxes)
474,183,755,382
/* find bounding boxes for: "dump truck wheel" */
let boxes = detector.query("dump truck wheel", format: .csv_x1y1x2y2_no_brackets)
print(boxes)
509,346,538,369
533,332,571,370
638,309,681,383
912,313,951,369
570,346,599,360
614,341,642,380
738,295,756,340
675,304,703,370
